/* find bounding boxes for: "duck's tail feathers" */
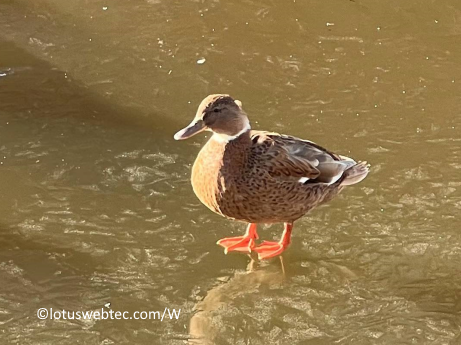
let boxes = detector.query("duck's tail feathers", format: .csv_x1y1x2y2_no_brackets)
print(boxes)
340,161,370,186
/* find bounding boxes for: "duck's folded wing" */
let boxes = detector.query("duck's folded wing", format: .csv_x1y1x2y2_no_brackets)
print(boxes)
250,131,356,184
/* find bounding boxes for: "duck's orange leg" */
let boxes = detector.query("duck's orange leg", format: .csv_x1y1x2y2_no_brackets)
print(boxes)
217,223,258,254
253,223,293,260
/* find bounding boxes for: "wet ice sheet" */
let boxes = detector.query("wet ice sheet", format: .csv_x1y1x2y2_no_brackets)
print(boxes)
1,0,461,344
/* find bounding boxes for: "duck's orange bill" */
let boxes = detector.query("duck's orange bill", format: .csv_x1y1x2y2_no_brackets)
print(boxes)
174,119,206,140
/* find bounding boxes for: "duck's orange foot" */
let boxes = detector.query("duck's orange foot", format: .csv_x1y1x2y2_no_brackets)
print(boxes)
253,241,287,260
216,223,258,254
216,236,255,254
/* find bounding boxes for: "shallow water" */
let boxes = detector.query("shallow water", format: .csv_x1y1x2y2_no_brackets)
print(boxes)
1,0,461,344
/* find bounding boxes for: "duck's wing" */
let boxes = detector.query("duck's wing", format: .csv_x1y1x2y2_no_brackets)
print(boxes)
249,130,356,184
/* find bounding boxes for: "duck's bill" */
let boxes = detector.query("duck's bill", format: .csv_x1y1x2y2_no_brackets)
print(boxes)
174,119,206,140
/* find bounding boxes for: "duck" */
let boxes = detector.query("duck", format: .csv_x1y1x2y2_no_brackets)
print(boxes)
174,94,369,260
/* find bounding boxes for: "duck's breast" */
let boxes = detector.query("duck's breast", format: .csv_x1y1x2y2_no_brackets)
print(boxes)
191,139,226,214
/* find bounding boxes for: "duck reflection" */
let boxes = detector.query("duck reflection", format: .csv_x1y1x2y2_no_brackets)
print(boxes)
188,257,285,344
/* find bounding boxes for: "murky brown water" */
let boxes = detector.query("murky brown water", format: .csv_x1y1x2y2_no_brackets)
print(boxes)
1,0,461,344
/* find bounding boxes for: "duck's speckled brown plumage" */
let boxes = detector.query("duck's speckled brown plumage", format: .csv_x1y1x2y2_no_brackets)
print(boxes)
191,129,362,223
175,94,369,259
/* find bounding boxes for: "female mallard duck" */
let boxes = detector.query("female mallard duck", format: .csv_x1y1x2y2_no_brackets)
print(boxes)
174,94,369,260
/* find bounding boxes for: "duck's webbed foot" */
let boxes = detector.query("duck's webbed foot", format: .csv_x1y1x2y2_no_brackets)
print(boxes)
253,241,286,259
253,223,293,260
217,223,258,254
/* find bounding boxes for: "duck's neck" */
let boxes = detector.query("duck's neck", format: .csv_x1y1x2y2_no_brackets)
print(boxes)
211,119,251,144
217,128,251,175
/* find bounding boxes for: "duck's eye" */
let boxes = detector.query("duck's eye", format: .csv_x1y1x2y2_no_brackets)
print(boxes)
213,108,220,113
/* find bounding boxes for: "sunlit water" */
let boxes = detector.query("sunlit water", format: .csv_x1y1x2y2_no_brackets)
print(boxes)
1,0,461,344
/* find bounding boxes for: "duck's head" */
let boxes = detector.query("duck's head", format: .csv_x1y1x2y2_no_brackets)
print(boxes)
174,94,250,142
